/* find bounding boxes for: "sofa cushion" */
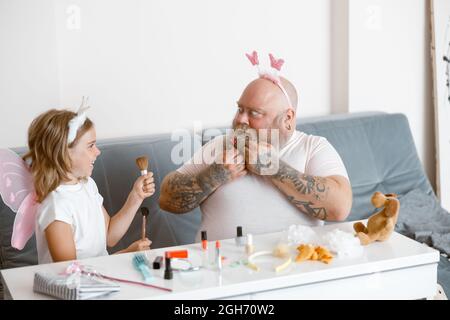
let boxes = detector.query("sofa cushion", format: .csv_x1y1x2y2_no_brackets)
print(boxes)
296,112,434,220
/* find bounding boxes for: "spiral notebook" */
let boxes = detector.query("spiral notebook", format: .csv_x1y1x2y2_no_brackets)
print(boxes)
33,272,120,300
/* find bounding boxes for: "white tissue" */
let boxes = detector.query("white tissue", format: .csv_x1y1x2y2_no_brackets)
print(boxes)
285,224,319,245
321,229,363,259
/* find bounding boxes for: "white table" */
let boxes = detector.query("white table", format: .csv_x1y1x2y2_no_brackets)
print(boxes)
0,221,440,300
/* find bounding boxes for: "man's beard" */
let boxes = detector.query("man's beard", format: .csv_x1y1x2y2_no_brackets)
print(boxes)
231,119,288,148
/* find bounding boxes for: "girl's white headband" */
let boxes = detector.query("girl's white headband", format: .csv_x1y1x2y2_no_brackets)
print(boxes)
67,96,90,144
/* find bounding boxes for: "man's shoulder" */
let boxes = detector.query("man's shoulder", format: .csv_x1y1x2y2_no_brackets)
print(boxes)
292,130,328,147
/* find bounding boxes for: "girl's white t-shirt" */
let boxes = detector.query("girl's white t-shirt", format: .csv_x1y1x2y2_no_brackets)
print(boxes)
35,177,108,264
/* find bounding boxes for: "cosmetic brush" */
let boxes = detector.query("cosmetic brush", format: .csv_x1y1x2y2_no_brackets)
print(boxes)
135,156,149,176
136,155,150,240
140,207,149,240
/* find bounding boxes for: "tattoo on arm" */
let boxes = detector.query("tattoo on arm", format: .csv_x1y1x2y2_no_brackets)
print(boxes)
272,161,329,220
164,164,230,212
286,196,328,220
273,162,329,201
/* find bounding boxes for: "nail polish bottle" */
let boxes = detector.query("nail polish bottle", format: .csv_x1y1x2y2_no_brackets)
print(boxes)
235,226,246,246
215,240,222,271
153,256,163,269
245,234,254,255
201,230,209,268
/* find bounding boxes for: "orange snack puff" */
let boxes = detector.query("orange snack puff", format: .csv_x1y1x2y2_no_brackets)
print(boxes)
295,244,314,262
295,244,333,264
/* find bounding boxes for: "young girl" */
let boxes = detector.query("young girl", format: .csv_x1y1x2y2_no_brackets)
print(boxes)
23,108,154,264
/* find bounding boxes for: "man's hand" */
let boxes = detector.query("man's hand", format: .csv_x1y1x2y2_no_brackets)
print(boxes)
244,139,279,176
216,146,247,182
159,136,247,214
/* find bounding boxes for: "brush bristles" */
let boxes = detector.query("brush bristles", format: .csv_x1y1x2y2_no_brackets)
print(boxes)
136,156,149,171
141,207,150,217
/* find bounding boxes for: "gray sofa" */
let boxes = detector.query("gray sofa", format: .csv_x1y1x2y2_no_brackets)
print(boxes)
1,111,448,298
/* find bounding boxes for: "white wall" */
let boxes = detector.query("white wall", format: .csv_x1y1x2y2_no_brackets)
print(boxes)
347,0,435,188
0,0,331,144
0,0,60,145
0,0,435,188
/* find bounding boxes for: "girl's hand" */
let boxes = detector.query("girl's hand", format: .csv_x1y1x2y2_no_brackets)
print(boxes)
126,238,152,252
132,172,155,200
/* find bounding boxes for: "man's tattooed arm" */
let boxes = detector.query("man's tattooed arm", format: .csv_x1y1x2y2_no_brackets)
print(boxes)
285,197,328,220
159,164,231,213
270,160,352,221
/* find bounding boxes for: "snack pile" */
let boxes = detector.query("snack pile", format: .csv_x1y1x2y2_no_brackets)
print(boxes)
295,244,333,264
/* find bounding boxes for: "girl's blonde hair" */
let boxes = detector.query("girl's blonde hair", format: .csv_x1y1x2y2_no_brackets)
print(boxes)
23,109,93,203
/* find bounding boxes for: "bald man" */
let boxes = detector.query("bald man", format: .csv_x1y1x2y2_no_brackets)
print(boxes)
159,77,352,241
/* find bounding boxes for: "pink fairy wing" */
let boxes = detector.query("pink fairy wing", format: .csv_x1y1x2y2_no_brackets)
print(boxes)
11,192,38,250
0,149,37,250
0,148,34,212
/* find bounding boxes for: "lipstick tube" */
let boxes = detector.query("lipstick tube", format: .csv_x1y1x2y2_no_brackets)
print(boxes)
164,253,173,280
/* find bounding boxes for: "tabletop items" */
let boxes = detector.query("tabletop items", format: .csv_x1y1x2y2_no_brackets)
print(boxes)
1,219,436,300
33,263,120,300
31,224,366,299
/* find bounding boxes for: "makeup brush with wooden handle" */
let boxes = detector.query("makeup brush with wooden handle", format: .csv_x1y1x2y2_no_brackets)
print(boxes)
136,156,149,176
136,156,150,240
140,207,149,240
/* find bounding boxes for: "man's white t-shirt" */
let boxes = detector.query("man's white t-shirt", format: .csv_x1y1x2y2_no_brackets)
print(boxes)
35,177,108,264
177,130,349,242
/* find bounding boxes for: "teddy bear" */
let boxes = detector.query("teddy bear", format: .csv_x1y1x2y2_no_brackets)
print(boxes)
353,192,400,245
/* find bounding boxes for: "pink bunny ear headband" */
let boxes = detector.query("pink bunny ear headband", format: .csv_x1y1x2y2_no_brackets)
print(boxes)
245,51,292,108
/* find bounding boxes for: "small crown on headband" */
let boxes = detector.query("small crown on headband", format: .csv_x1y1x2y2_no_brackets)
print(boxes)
67,96,90,144
245,51,292,107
